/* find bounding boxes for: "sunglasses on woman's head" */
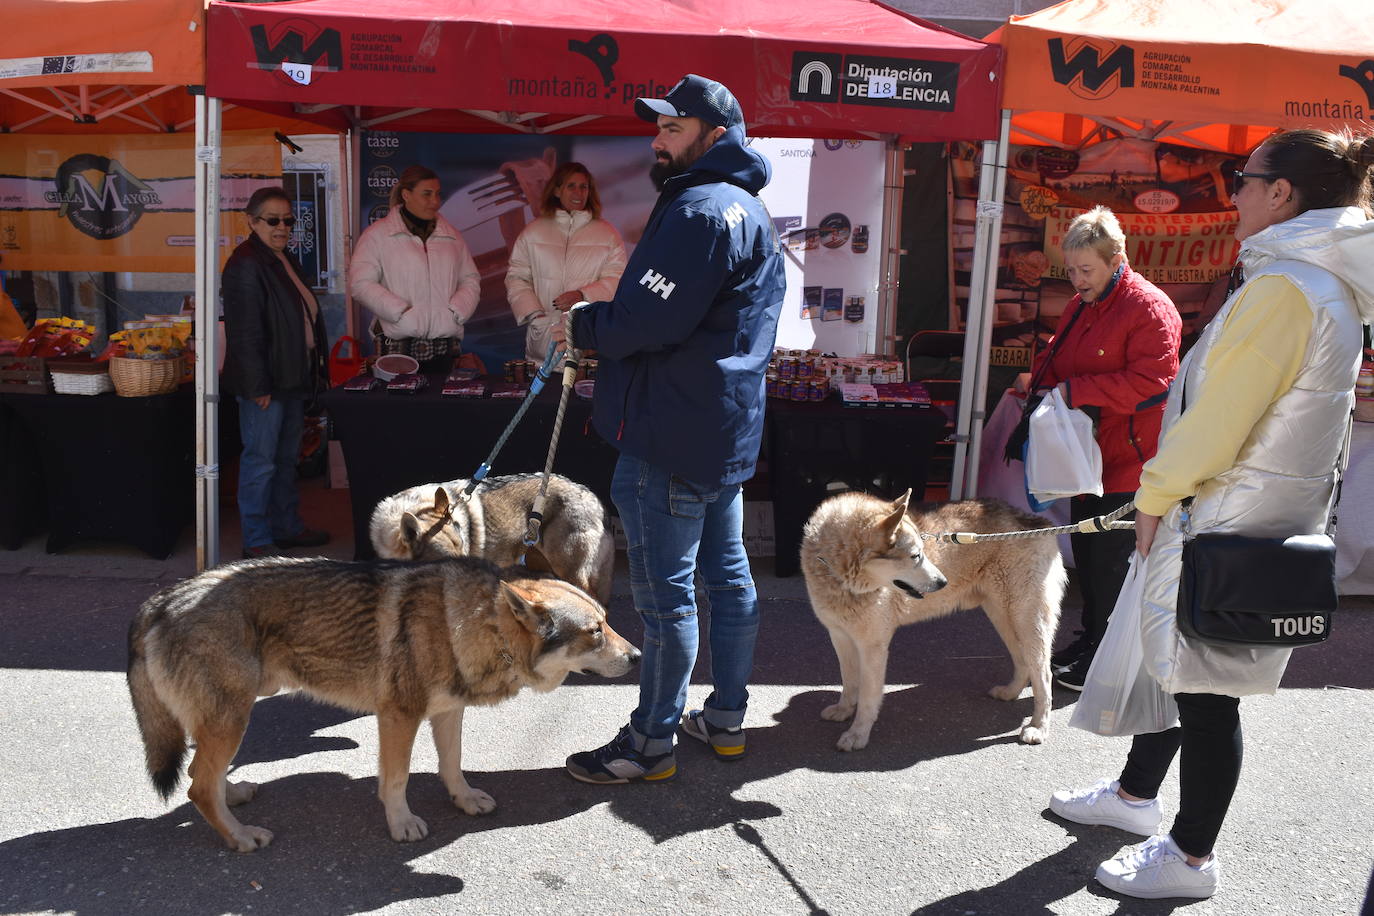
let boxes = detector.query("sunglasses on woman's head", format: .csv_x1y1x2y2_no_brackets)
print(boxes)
1231,169,1279,197
255,215,297,227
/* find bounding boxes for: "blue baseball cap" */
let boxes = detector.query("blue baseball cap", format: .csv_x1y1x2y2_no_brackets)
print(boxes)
635,74,744,130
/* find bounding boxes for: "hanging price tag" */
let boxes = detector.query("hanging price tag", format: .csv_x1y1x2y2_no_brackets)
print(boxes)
867,75,897,99
282,62,313,86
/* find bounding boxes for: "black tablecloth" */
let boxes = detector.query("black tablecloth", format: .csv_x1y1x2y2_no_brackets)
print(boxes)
764,397,947,576
1,386,194,558
319,376,618,560
323,375,946,575
0,395,47,549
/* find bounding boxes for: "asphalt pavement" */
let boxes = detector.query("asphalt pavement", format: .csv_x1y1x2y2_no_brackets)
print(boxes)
2,480,1372,916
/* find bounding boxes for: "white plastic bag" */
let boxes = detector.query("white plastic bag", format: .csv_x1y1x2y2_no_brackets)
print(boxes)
1069,553,1179,737
1026,387,1103,503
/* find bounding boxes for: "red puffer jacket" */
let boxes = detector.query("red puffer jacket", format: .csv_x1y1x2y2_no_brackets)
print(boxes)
1032,265,1181,494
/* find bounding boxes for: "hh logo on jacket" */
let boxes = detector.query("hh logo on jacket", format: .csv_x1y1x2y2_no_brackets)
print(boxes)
723,202,748,229
639,269,676,300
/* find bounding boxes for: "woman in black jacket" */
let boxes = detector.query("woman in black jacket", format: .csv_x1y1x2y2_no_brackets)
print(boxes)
221,187,330,559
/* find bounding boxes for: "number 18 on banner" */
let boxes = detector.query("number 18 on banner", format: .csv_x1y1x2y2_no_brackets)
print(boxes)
866,74,897,99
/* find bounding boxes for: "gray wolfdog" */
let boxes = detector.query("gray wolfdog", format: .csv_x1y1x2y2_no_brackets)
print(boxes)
801,490,1065,750
127,554,639,851
370,473,615,604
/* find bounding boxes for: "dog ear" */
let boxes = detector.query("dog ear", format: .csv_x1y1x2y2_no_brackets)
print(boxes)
400,512,422,547
500,581,546,632
880,491,910,545
432,486,449,514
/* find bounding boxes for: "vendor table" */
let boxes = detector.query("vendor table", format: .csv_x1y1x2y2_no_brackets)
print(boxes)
0,386,194,558
322,375,947,574
0,396,46,549
319,376,618,561
765,397,948,577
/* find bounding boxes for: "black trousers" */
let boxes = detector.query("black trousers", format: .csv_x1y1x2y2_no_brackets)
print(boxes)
1069,491,1137,647
1118,692,1243,859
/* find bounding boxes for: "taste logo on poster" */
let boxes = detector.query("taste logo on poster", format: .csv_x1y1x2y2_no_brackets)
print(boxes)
366,165,397,200
366,132,400,159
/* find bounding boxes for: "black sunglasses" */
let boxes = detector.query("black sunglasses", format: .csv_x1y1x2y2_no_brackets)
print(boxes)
1231,169,1279,196
254,215,297,227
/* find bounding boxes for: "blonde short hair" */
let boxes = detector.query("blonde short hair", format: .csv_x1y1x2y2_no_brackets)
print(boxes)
1062,205,1126,263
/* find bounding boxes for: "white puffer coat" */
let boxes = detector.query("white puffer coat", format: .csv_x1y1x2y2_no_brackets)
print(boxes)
1140,207,1374,696
505,209,626,361
349,207,480,341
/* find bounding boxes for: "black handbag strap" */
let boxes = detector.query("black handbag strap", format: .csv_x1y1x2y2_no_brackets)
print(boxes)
1024,297,1089,405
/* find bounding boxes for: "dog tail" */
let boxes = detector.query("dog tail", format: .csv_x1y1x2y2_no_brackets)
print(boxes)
127,613,186,801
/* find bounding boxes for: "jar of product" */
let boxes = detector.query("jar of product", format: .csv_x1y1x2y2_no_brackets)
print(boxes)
797,357,814,379
779,357,798,379
808,380,827,402
1357,365,1374,398
791,379,810,401
765,374,779,399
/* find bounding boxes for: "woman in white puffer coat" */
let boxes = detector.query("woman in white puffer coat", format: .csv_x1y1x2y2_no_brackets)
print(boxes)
505,162,626,361
350,165,480,368
1049,128,1374,902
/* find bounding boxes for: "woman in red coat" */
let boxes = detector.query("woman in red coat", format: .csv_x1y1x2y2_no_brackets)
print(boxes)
1019,205,1181,689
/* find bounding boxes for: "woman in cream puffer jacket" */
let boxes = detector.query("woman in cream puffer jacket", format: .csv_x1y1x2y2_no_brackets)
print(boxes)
506,162,626,361
1048,129,1374,902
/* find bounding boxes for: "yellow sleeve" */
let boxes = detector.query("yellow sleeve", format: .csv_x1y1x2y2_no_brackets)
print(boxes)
1135,276,1311,516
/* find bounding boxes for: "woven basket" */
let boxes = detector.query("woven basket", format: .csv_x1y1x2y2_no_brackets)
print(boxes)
51,370,114,396
109,355,184,397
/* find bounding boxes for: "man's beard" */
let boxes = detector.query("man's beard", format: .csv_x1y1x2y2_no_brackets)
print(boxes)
650,131,714,191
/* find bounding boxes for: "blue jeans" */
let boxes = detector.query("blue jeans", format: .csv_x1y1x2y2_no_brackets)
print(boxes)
237,395,306,549
612,453,759,756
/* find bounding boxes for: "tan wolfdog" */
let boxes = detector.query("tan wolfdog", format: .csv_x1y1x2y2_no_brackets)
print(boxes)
801,490,1065,750
127,554,639,851
369,472,615,605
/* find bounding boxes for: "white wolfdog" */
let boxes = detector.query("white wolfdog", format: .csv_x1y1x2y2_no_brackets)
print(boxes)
801,490,1066,750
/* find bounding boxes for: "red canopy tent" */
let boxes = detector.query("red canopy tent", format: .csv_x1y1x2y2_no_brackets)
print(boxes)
196,0,1007,567
204,0,1003,142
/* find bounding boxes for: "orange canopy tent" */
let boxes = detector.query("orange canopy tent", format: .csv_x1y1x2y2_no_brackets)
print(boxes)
1,0,324,134
947,0,1374,498
2,0,337,571
992,0,1374,155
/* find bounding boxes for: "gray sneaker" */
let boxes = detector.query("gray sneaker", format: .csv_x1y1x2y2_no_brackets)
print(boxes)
680,709,746,760
1049,778,1162,836
565,726,676,784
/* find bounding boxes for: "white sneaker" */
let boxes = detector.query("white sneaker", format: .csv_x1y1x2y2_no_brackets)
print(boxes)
1096,834,1220,899
1049,779,1162,836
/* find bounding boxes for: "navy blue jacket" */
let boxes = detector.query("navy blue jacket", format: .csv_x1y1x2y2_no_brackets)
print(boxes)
570,126,786,487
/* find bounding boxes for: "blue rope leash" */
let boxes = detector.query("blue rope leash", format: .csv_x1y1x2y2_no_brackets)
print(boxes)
460,341,563,501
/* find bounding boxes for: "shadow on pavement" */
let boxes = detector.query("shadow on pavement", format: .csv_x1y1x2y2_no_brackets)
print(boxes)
910,813,1205,915
0,773,465,916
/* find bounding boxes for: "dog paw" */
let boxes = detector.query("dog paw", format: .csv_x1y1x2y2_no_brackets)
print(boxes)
988,684,1022,702
225,780,260,806
1019,724,1046,745
821,702,856,721
451,788,496,816
836,728,870,752
227,825,273,852
388,813,430,843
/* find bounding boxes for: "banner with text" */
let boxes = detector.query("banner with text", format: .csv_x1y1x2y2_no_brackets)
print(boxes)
0,131,282,272
950,137,1244,352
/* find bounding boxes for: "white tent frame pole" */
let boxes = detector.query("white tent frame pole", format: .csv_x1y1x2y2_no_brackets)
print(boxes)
950,109,1011,499
194,94,223,571
877,139,906,357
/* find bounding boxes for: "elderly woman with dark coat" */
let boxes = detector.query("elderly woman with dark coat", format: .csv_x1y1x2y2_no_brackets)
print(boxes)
221,186,330,559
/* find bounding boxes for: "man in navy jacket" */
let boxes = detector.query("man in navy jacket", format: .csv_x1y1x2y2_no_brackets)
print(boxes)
560,74,786,784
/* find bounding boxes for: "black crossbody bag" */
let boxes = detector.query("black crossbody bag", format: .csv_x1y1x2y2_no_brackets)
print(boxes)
1175,380,1350,648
